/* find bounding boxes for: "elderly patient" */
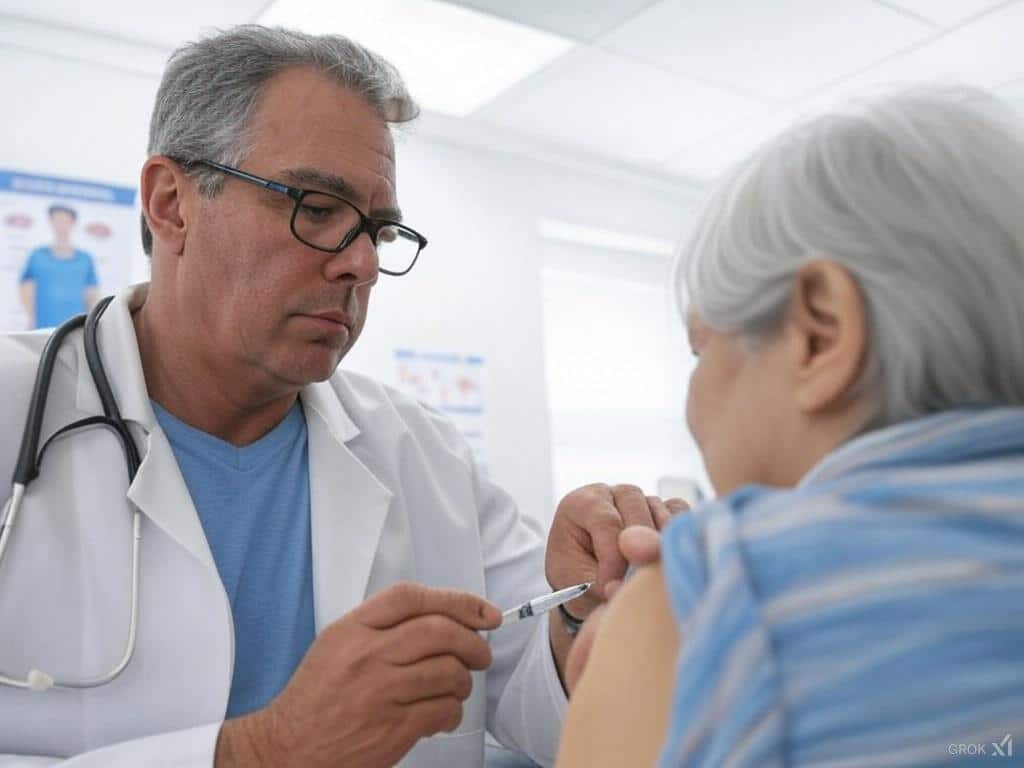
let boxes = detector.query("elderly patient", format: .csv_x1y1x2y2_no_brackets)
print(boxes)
556,85,1024,767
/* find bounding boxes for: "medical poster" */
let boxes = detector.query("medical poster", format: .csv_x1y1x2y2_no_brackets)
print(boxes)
394,349,489,475
0,169,138,332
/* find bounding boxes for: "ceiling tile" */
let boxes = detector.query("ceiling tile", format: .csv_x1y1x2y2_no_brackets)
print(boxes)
0,0,267,48
439,0,661,42
665,0,1024,181
809,1,1024,100
0,14,169,75
475,46,764,167
599,0,935,101
998,76,1024,108
664,105,808,180
871,0,1012,27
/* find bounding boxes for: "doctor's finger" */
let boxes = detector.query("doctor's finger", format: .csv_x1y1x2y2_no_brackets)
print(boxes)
390,654,474,705
578,504,629,594
401,695,465,739
666,497,690,514
612,484,656,530
385,614,494,669
647,496,674,530
360,582,501,631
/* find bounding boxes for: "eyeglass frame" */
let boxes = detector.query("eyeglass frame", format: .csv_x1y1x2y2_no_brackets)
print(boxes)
182,158,428,277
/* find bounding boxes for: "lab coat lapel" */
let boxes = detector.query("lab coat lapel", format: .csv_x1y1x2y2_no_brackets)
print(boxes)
127,428,217,571
73,284,217,571
302,379,393,631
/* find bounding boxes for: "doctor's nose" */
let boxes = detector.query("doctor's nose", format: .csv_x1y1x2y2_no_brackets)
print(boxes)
323,232,380,286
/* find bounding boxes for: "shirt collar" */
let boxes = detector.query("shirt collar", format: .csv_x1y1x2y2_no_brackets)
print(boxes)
801,407,1024,487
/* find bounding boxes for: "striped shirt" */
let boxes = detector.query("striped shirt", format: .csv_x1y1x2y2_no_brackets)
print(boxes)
658,408,1024,767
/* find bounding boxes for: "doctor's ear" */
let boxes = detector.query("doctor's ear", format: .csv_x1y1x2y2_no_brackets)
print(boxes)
140,156,190,256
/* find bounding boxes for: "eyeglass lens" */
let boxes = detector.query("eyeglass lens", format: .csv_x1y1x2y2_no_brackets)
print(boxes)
293,192,419,274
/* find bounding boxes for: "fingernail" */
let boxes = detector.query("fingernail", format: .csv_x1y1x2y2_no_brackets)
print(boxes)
481,602,501,624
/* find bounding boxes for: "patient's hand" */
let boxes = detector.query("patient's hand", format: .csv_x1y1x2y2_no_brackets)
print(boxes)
602,524,670,600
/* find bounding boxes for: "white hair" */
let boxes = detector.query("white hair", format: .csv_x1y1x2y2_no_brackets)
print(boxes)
675,85,1024,427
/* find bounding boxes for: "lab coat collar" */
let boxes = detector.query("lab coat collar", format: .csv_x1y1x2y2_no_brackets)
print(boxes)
74,283,156,432
72,282,392,619
299,377,361,444
302,379,394,629
67,284,216,569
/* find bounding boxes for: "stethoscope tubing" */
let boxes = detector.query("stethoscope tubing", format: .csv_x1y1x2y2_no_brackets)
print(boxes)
0,296,143,692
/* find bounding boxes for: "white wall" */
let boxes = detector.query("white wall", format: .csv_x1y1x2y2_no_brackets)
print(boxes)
349,131,702,525
0,38,705,528
541,251,711,510
0,46,157,281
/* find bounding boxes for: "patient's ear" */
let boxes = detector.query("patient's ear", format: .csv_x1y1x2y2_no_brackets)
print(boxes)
784,260,868,414
140,156,190,256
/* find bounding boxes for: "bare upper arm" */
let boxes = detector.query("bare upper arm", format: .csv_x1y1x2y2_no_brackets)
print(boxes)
555,564,679,768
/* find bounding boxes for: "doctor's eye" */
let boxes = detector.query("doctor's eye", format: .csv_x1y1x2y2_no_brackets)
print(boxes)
298,202,339,222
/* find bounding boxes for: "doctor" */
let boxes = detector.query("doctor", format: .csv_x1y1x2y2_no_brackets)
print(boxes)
0,25,682,768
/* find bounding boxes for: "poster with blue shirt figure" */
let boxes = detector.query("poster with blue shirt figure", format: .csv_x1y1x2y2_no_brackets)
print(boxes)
0,170,138,330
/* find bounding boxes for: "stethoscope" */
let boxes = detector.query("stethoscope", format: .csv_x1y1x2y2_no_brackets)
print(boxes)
0,295,142,692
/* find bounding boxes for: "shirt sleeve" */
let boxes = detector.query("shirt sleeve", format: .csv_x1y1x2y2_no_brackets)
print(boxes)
19,250,39,283
82,252,98,287
657,503,784,768
416,401,566,766
475,470,567,767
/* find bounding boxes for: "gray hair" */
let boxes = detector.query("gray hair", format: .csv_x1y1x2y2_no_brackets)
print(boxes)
142,24,418,254
676,85,1024,427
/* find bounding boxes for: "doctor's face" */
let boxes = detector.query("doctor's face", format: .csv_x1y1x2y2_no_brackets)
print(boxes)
185,66,394,388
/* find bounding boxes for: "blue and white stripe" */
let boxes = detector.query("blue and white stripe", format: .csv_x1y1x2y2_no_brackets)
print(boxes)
658,407,1024,767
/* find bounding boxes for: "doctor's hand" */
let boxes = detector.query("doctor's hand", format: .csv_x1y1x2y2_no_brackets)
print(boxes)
215,582,501,768
545,485,686,691
545,484,687,620
562,525,667,696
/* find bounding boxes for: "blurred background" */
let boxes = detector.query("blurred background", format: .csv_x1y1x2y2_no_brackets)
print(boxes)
1,0,1022,527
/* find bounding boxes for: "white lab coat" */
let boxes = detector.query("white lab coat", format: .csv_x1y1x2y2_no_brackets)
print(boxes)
0,285,567,767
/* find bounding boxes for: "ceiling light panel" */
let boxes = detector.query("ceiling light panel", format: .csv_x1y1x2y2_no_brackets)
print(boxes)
440,0,663,42
260,0,574,117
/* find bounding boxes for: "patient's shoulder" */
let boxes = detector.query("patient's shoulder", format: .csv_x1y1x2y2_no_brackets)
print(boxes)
556,565,678,768
600,564,676,651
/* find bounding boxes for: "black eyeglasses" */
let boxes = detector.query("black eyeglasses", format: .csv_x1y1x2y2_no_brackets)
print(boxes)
190,159,427,277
